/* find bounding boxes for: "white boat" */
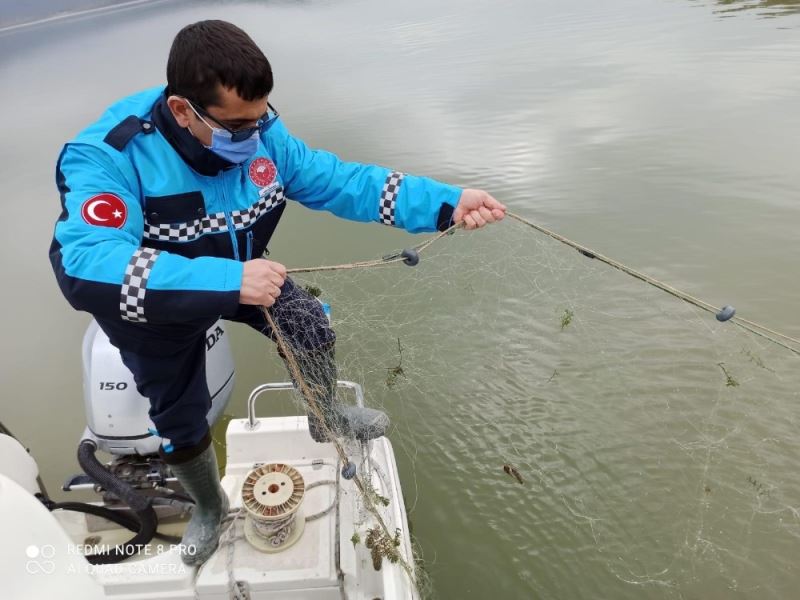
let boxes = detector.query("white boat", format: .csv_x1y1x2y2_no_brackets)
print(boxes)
0,321,418,600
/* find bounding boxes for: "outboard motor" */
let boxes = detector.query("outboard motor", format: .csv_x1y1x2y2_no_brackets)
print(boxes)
80,319,234,456
59,320,236,563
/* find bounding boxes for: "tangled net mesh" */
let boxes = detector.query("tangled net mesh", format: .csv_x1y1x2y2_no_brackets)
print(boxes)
218,218,799,599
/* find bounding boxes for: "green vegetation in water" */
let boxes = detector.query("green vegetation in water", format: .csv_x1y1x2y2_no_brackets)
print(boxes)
747,476,771,497
303,284,322,298
410,535,435,600
741,347,774,372
714,0,800,19
717,362,739,387
560,308,574,330
365,526,402,571
386,338,405,388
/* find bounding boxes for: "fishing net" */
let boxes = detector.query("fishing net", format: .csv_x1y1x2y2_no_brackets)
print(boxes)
217,216,799,599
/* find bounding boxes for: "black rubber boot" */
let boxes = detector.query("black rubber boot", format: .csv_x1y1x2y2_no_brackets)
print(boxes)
290,344,389,443
161,433,229,566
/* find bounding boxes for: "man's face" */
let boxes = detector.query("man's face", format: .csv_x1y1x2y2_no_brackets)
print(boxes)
167,84,269,147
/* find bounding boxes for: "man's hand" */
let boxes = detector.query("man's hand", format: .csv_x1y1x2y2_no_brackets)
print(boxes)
240,259,287,307
452,189,507,230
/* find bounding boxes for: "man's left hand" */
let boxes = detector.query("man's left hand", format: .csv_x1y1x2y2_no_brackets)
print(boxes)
452,189,507,230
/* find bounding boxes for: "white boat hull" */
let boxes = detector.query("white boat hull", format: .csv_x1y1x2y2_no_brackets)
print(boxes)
0,413,418,600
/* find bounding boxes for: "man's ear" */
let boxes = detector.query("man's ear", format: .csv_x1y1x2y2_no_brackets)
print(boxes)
166,95,191,128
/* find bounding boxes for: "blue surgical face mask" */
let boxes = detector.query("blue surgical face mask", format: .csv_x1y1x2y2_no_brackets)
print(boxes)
205,127,259,164
186,102,260,164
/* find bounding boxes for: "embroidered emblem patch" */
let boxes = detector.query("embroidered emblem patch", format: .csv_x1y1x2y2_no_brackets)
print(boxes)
81,193,127,228
248,157,277,187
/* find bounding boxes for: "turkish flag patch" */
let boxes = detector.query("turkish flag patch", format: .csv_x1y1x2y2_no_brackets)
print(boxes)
81,193,128,228
248,157,277,188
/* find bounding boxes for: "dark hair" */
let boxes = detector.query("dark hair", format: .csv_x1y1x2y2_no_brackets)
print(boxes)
166,20,273,107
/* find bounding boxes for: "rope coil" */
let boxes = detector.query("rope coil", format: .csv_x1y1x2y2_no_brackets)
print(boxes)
241,463,306,552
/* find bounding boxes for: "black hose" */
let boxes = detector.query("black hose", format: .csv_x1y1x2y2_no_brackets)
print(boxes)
2,421,171,559
50,502,183,545
52,501,140,531
76,440,158,564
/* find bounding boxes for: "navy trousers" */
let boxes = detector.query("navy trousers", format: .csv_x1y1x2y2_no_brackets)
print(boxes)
96,277,335,451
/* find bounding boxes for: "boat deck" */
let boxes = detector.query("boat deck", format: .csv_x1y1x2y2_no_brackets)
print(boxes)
54,414,416,600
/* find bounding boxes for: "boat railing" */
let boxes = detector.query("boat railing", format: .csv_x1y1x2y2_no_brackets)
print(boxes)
246,380,366,430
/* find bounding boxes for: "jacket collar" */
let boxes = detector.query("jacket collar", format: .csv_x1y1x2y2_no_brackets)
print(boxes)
152,91,235,176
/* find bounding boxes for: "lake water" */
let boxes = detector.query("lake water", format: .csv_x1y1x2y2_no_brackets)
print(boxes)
1,0,799,598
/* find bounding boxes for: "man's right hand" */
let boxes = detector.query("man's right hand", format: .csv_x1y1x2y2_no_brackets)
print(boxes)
240,259,287,307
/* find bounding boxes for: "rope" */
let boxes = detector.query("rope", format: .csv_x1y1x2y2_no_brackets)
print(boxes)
193,506,245,600
250,513,296,547
286,224,461,274
304,479,339,521
504,211,800,356
283,211,800,357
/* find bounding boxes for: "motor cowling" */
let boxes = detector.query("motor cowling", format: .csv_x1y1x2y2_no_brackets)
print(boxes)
81,319,234,456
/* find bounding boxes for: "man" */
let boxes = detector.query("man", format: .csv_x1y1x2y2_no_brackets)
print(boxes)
49,20,505,565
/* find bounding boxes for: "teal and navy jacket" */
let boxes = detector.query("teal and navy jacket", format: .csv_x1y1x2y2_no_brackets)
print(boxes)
49,86,461,326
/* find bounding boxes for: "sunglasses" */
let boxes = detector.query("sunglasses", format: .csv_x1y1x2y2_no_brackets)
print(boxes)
185,98,280,142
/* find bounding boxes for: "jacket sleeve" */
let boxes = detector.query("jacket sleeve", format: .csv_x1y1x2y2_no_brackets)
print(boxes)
49,143,243,324
264,120,462,233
